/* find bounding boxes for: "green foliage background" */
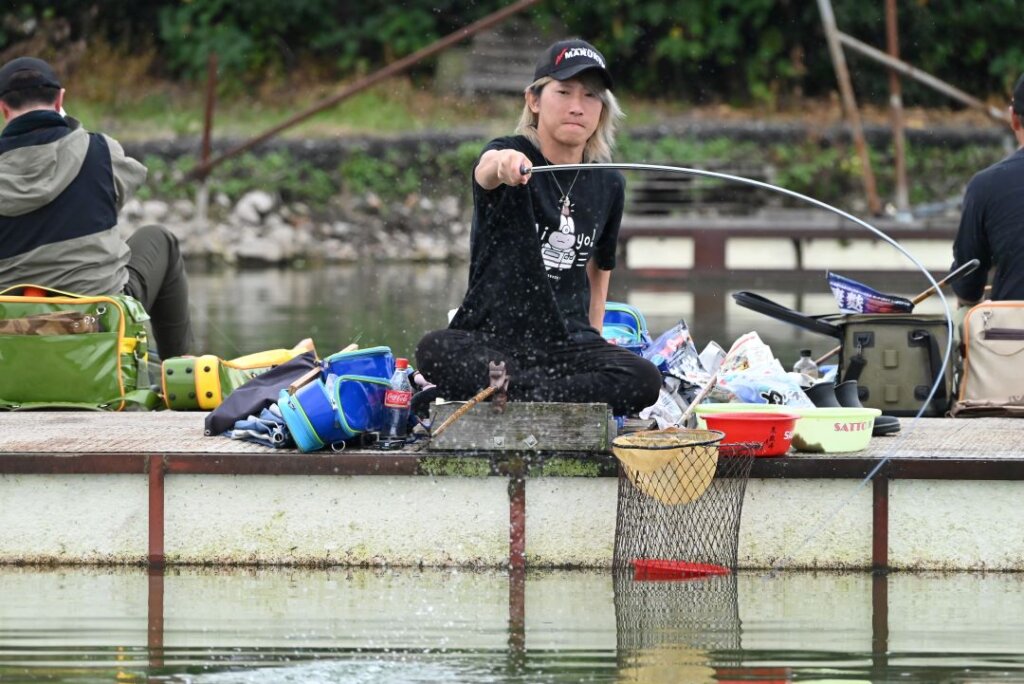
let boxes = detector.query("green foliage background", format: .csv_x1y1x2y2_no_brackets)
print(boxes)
5,2,1014,210
5,0,1023,104
131,134,1007,214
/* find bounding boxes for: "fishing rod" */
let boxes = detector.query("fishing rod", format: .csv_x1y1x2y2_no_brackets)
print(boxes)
528,161,955,570
528,161,952,397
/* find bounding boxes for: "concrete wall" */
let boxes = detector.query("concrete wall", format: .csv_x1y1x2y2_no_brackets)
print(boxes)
2,473,1022,570
0,474,148,563
625,236,953,272
165,475,510,566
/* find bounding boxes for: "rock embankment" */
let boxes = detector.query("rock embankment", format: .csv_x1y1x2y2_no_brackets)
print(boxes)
119,190,470,265
116,120,1012,265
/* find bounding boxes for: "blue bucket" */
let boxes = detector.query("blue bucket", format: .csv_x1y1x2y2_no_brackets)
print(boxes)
322,346,395,379
277,379,347,452
334,375,391,437
602,302,653,355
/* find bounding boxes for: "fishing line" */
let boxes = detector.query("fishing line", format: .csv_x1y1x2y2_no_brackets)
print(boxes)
530,162,955,571
204,316,244,356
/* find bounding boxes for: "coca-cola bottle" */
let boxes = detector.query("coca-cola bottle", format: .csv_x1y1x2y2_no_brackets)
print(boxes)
378,358,412,450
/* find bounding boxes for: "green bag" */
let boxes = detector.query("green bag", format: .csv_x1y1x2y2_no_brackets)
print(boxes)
161,341,316,411
0,284,157,410
835,313,953,417
733,291,953,417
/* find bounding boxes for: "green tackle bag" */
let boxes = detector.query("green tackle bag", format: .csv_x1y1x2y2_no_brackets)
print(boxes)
834,313,953,417
0,284,157,410
734,291,953,416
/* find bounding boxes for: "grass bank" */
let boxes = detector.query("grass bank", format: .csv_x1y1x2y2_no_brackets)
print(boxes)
61,55,1012,214
132,128,1009,217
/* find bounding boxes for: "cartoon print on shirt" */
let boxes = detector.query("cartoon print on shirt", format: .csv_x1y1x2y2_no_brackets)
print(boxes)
540,196,576,270
539,196,595,272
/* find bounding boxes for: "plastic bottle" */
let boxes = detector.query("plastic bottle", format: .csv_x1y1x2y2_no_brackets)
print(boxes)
378,358,413,450
792,348,820,379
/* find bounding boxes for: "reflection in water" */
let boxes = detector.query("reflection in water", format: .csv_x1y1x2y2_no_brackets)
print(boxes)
187,265,469,360
1,566,1022,683
615,573,739,684
186,265,942,367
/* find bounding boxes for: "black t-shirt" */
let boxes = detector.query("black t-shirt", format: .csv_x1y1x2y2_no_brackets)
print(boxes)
450,135,625,347
952,147,1024,302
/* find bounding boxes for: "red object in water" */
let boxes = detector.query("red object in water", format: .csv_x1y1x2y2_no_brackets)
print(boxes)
703,411,799,457
631,558,731,581
21,287,47,297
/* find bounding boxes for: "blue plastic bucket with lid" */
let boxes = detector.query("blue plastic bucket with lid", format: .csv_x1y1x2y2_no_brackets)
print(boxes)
333,374,392,437
322,346,395,380
277,378,348,452
602,302,652,355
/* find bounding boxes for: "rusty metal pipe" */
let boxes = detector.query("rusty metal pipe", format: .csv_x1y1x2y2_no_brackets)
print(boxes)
838,31,1010,123
201,53,218,166
885,0,909,215
188,0,544,181
815,0,883,216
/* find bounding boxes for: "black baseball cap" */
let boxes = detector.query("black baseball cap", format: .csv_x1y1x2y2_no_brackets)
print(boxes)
1013,73,1024,115
0,57,61,97
533,39,612,89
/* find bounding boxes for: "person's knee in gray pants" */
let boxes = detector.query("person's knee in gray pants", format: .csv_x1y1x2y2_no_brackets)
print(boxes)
124,224,194,359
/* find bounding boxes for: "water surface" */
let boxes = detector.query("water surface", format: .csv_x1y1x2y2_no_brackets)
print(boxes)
1,567,1021,683
186,264,950,371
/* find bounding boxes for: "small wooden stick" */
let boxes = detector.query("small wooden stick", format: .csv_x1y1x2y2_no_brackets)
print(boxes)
430,386,497,440
287,367,322,395
287,342,358,394
680,344,746,426
679,374,718,426
430,361,508,440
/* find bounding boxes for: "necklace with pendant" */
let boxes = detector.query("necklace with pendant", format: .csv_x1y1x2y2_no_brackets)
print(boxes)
545,159,582,217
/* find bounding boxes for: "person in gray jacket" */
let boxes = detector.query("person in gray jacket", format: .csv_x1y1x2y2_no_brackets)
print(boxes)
0,57,193,358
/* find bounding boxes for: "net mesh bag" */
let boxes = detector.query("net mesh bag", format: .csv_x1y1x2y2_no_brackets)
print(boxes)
612,428,755,575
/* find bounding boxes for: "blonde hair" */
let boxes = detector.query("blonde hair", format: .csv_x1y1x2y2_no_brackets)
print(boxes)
515,72,623,163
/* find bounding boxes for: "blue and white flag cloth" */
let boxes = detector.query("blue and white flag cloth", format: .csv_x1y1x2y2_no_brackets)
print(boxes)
828,272,913,314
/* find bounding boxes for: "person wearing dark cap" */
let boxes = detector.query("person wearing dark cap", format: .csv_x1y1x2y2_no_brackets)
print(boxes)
0,56,193,358
415,39,662,416
951,73,1024,306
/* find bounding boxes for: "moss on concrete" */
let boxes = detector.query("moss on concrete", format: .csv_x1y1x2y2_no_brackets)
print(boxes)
530,457,605,478
419,456,492,477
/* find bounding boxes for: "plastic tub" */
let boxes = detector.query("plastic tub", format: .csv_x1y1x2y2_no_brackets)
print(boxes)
693,403,880,453
786,406,881,453
702,411,799,457
692,402,783,430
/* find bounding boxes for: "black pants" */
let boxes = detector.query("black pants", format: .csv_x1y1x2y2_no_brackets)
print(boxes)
124,225,194,359
415,328,663,416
